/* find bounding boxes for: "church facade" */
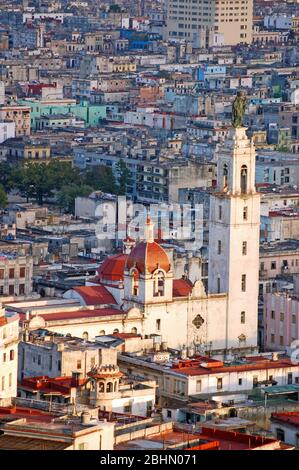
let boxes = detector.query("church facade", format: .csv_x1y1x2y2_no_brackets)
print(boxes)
65,127,260,359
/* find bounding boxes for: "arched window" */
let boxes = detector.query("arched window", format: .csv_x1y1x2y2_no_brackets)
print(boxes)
223,163,228,191
99,330,105,336
153,271,165,297
99,382,105,393
83,331,89,341
106,382,113,393
131,269,139,296
113,328,119,334
131,327,137,334
241,165,248,194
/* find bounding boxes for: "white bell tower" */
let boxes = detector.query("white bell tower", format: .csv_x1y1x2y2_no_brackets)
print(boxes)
208,127,260,354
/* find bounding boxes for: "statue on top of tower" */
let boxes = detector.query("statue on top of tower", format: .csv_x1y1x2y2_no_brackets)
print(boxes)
232,91,247,128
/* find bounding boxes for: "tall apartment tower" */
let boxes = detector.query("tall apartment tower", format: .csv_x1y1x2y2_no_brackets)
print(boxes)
165,0,253,47
208,127,260,352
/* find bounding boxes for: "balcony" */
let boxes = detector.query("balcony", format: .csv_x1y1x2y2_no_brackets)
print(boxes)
259,269,268,279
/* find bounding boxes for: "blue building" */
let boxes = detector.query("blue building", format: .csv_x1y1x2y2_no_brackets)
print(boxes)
197,64,226,82
120,29,161,50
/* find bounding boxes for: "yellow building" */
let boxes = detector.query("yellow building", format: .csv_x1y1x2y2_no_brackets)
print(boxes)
0,105,31,136
0,138,51,161
292,17,299,34
166,0,253,46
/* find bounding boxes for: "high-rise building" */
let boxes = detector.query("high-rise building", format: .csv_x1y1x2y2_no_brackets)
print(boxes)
165,0,253,47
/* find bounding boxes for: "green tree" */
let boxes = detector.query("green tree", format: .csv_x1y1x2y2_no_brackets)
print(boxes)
57,184,93,213
11,160,82,205
12,163,55,204
0,162,14,192
83,165,117,194
47,160,81,190
115,159,131,195
0,184,7,209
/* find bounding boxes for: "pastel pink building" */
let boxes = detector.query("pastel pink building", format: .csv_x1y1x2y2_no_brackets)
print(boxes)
260,241,299,281
264,292,299,351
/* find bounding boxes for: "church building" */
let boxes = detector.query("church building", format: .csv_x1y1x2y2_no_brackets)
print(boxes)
64,127,260,359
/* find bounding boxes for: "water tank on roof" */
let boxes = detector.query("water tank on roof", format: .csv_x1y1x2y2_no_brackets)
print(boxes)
181,347,187,360
81,411,91,425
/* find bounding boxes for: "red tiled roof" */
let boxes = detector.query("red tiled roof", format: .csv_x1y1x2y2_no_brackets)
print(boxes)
73,285,117,305
19,308,125,323
113,333,141,339
20,376,87,396
126,241,171,274
271,412,299,428
97,254,128,281
42,308,124,322
256,183,272,187
171,357,299,376
173,278,193,297
268,210,299,218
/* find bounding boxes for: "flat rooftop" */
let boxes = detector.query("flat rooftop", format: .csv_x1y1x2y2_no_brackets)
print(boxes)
260,239,299,254
0,406,61,425
18,329,119,351
4,416,104,436
258,184,299,196
115,429,203,450
120,353,298,376
0,435,69,450
171,357,298,377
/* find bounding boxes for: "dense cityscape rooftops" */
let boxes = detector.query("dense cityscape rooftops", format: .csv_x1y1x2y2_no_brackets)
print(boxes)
1,0,299,456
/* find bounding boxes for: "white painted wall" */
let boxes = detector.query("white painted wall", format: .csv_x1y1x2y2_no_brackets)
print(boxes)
271,422,299,447
208,128,260,350
0,313,19,405
0,121,15,143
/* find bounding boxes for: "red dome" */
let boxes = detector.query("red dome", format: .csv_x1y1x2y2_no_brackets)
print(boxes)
126,241,171,275
97,254,128,282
